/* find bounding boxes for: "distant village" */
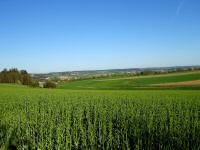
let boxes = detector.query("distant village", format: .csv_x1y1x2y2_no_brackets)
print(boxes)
1,66,199,88
33,66,200,87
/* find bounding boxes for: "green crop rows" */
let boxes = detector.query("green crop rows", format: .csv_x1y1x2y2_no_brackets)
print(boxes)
0,86,200,149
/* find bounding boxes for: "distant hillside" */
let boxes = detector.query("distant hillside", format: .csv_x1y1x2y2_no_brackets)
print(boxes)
57,70,200,90
32,65,200,81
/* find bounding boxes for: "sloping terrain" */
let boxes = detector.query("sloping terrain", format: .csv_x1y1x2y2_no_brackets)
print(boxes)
57,71,200,90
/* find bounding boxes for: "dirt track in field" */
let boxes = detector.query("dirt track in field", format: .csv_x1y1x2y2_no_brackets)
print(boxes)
152,80,200,87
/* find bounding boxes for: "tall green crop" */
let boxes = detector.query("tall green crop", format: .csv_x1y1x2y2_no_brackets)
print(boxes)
0,87,200,149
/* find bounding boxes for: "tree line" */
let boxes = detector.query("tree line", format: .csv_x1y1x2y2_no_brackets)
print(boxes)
0,68,32,85
0,68,56,88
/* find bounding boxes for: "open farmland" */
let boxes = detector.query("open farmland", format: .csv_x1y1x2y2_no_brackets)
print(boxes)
1,0,200,149
58,71,200,90
0,85,200,149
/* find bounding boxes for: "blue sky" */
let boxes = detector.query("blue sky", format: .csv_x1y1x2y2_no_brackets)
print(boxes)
0,0,200,73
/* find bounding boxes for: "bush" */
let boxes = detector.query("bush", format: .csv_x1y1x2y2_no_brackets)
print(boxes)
30,81,39,88
43,81,56,88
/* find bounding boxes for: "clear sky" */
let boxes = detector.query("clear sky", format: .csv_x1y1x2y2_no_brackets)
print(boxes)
0,0,200,73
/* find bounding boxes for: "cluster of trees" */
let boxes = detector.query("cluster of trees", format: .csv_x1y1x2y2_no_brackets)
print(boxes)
0,68,32,85
0,68,57,88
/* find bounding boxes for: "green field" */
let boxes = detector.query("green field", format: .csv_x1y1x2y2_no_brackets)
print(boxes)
0,84,200,149
58,71,200,90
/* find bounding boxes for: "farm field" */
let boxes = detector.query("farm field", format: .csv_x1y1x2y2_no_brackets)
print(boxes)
0,84,200,149
58,71,200,90
1,0,200,149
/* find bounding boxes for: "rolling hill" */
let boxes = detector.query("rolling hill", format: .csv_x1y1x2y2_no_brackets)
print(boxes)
57,71,200,90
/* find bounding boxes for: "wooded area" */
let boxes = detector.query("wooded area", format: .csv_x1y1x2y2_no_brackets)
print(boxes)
0,68,32,85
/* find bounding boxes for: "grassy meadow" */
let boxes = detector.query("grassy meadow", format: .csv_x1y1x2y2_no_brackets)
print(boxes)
58,71,200,90
0,82,200,149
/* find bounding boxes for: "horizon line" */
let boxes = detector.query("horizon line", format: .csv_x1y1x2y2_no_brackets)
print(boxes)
32,65,200,74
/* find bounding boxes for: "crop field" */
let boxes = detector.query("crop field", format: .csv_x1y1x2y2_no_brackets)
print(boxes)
58,71,200,90
0,85,200,149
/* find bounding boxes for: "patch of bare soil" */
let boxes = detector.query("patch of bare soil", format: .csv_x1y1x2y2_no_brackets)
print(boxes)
152,80,200,87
